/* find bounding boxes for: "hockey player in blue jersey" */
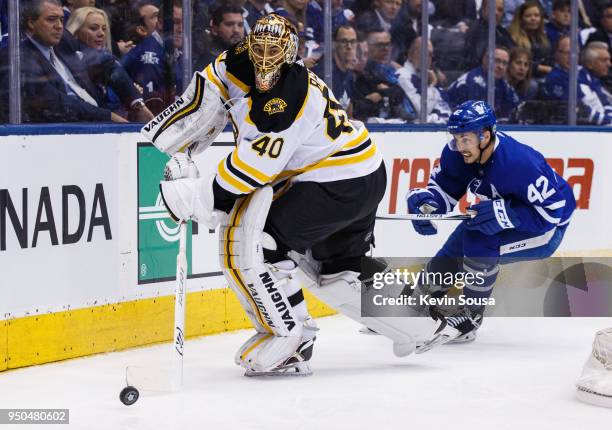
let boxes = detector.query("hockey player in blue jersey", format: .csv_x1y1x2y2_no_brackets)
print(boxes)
407,100,576,351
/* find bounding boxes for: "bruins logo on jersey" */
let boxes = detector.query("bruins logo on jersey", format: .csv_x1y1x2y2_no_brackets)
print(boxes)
263,98,287,115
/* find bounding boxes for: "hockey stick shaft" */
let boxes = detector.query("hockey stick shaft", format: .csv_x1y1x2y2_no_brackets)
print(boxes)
377,213,473,221
172,222,188,391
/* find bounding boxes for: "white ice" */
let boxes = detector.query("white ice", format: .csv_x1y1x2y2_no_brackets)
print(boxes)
0,316,610,430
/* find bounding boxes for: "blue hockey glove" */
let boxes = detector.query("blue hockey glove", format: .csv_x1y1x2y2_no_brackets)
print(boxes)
407,189,440,236
466,199,521,235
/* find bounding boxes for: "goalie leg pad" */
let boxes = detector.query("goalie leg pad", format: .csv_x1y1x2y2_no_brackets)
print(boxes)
307,269,438,357
140,71,228,156
220,187,317,372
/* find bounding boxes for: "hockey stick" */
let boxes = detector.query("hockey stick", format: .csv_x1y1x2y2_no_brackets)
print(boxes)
120,222,188,404
172,221,188,391
377,212,474,221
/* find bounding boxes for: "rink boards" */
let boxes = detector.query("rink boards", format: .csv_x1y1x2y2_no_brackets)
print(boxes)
1,127,611,370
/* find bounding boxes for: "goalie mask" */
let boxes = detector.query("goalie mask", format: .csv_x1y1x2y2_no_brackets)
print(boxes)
248,14,299,92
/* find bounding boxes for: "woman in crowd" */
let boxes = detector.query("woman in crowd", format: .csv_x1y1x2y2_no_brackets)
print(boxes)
507,46,538,100
508,0,552,78
66,6,153,121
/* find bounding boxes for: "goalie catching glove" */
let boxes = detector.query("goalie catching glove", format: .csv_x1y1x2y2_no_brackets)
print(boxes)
159,174,226,229
140,71,228,156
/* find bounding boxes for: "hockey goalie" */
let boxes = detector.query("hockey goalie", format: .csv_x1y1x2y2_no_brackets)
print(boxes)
141,14,436,377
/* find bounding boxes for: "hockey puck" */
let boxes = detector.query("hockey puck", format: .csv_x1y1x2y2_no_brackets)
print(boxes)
119,386,140,406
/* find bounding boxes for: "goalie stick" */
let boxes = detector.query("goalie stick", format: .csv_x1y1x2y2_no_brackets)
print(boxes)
172,221,188,391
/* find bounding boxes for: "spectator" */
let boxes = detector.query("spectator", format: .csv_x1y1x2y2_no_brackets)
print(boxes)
502,0,524,27
544,39,612,125
121,1,184,113
66,6,154,122
62,0,94,24
196,5,245,69
275,0,311,39
463,0,515,71
508,0,552,77
244,0,274,32
1,0,7,48
396,36,452,123
355,0,402,34
507,45,538,100
354,32,369,74
352,29,417,122
542,34,572,99
307,0,354,44
1,0,126,123
330,24,358,113
447,46,520,120
586,1,612,90
545,0,571,51
390,0,429,63
430,0,476,31
100,0,137,58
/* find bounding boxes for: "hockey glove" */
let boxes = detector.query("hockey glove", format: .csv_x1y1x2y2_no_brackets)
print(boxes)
466,199,521,236
163,152,200,181
407,189,440,236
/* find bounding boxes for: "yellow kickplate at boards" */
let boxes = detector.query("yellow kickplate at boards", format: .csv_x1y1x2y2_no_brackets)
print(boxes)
3,287,336,371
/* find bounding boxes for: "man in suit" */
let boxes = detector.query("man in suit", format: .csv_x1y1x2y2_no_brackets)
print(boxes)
14,0,127,122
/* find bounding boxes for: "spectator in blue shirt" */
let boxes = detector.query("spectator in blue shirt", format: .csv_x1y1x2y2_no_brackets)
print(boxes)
545,0,571,51
307,0,354,44
121,0,184,114
544,39,612,125
447,46,520,120
0,0,7,49
330,24,358,113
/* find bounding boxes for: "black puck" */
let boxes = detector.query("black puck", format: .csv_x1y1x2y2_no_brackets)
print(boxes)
119,386,140,405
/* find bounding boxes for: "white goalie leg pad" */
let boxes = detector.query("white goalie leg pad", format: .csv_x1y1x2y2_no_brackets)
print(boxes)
300,269,439,357
159,173,226,229
140,71,228,156
576,328,612,408
219,187,310,372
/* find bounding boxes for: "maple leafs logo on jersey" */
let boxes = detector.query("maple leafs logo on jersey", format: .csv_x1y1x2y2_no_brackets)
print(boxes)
140,51,159,65
263,98,287,115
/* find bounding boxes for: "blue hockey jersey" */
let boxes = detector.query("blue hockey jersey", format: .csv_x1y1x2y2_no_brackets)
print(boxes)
542,65,612,126
426,131,576,234
447,66,520,120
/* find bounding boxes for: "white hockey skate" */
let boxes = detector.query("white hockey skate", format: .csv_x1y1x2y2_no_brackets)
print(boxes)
244,337,316,377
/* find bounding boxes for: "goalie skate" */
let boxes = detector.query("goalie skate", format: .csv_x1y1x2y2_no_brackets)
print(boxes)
576,328,612,408
244,338,315,377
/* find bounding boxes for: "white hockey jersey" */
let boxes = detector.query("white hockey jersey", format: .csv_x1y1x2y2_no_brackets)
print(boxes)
202,42,382,196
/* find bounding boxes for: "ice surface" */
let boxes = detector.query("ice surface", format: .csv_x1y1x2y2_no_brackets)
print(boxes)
0,316,609,429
